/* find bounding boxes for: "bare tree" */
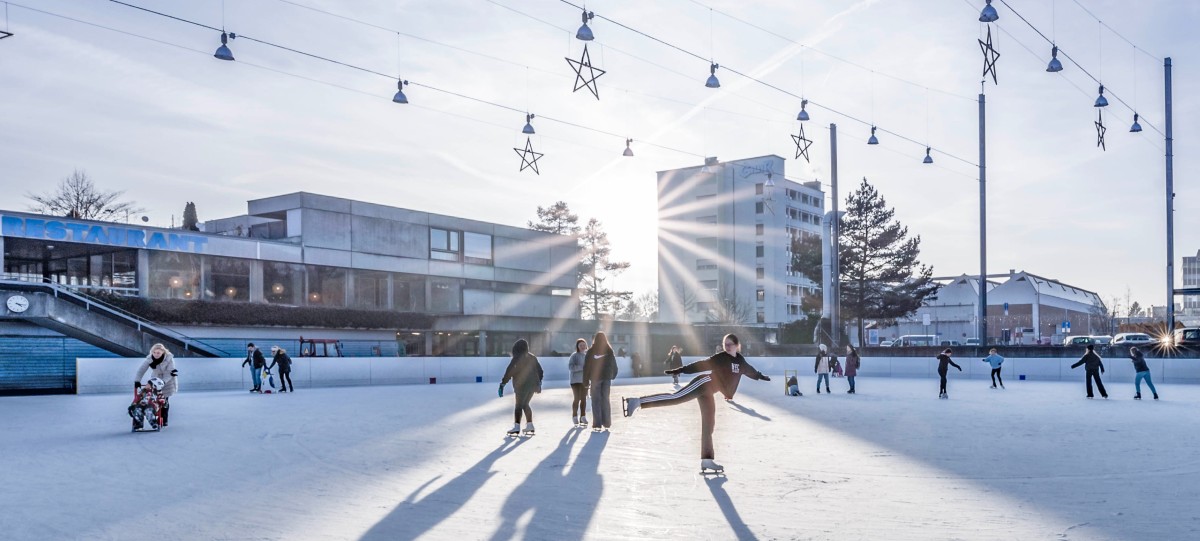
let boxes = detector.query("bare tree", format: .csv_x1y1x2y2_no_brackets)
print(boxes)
617,291,659,322
706,284,753,325
28,170,144,221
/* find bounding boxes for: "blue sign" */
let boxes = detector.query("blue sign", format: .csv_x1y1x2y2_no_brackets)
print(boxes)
2,216,209,253
1003,302,1009,315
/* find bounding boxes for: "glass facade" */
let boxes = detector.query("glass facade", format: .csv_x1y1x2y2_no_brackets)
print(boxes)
307,265,346,307
429,278,462,313
352,270,388,310
206,256,250,301
264,262,304,305
393,274,426,312
149,251,201,300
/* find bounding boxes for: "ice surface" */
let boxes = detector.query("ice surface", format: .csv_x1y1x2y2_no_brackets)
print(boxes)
3,375,1198,540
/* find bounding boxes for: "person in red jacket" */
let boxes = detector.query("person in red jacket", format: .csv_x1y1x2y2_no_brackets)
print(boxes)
621,333,770,473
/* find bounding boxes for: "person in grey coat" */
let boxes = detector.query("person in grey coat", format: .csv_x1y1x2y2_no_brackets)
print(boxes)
568,338,589,426
500,339,544,435
134,343,178,427
1070,344,1108,399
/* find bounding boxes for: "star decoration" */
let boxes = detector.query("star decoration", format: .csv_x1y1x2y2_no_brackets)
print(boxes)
1095,110,1106,151
565,44,606,99
513,137,544,174
978,25,1000,85
791,124,813,163
0,30,13,40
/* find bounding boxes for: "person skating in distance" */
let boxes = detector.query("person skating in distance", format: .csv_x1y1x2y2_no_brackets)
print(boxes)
814,344,832,394
1128,346,1158,400
621,333,770,474
1070,344,1108,399
937,348,962,399
981,348,1005,389
499,339,544,436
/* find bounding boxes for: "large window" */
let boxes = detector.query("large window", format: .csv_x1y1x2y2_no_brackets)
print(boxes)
393,274,426,311
353,270,389,309
463,232,493,265
206,256,250,301
430,228,461,261
264,262,304,305
148,252,201,300
307,265,346,307
429,278,462,313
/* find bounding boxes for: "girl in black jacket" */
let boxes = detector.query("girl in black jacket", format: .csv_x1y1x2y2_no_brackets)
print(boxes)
622,334,770,473
582,332,618,431
937,349,962,399
268,346,294,393
500,339,544,436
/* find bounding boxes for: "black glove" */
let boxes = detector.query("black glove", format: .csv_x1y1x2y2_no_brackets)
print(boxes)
664,367,683,375
957,366,963,371
760,375,771,382
134,381,141,389
170,369,178,377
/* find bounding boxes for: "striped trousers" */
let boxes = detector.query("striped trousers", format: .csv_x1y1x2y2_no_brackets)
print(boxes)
639,374,717,459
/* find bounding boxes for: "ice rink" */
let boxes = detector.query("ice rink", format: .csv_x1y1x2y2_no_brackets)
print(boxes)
4,374,1199,540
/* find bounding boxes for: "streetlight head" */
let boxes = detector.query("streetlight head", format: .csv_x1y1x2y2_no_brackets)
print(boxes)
705,63,720,88
576,10,595,41
796,99,810,121
522,113,536,134
623,139,634,156
1094,85,1108,107
392,79,409,104
1130,113,1143,133
979,0,999,22
214,31,235,61
923,147,933,164
867,126,879,145
1046,45,1063,72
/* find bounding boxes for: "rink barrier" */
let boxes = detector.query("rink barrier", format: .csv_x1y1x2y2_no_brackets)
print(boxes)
75,355,1198,394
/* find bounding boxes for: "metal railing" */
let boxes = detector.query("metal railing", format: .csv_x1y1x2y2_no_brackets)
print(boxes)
0,278,230,356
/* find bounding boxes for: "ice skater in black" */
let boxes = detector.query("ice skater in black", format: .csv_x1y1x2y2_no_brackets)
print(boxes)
621,333,770,473
1070,344,1107,399
936,348,962,399
500,339,544,435
268,346,294,393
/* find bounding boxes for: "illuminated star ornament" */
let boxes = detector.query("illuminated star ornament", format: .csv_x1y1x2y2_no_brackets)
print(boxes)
565,44,606,99
791,124,813,163
513,137,544,174
1095,111,1106,151
978,25,1000,85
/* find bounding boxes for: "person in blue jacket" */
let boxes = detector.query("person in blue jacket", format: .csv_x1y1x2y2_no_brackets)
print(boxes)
981,348,1005,389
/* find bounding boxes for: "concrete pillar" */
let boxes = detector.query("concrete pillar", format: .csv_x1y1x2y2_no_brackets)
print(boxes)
137,249,150,297
249,260,264,303
477,330,487,357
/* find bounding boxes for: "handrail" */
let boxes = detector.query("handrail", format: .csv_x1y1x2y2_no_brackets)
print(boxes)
0,278,231,356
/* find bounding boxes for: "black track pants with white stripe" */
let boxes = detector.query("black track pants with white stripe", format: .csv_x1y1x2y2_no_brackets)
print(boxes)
639,374,717,459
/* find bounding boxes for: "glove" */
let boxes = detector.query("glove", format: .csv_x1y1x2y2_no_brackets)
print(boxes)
664,367,683,375
958,366,963,371
170,369,178,377
134,381,141,389
760,375,771,382
497,383,504,397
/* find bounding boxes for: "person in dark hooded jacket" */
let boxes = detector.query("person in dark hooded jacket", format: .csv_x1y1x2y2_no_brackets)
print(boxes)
1128,346,1158,400
583,331,618,431
621,333,770,473
936,349,962,399
268,346,294,393
500,339,543,435
1070,344,1108,399
241,343,267,393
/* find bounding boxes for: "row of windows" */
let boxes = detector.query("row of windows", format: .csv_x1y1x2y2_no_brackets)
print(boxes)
431,228,493,265
785,206,821,225
785,189,822,208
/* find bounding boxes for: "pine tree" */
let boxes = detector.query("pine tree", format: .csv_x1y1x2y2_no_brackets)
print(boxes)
527,201,581,236
840,177,938,345
182,202,200,231
579,217,632,319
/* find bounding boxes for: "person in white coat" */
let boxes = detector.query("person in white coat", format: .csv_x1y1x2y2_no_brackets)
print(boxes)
134,343,178,427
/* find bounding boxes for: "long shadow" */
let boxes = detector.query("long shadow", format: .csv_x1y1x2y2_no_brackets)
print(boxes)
705,476,758,541
359,437,528,540
726,400,771,421
487,429,609,541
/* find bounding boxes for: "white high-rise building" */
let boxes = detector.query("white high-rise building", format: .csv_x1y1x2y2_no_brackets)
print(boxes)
1183,250,1200,311
656,155,825,327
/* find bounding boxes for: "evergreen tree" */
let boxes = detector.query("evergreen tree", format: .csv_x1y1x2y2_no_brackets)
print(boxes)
579,217,632,319
182,202,200,231
527,201,581,236
840,177,938,345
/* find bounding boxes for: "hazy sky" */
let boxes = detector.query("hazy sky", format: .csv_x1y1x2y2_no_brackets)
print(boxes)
1,0,1195,313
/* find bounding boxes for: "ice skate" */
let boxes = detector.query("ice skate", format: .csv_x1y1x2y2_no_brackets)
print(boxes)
523,422,535,436
700,459,725,474
580,416,588,427
622,396,640,418
572,416,579,426
1154,393,1159,400
1135,393,1142,400
506,423,521,436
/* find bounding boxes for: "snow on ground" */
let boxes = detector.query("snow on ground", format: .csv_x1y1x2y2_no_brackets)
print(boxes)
3,374,1200,540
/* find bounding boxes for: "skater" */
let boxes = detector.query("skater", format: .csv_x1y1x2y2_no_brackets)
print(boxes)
665,345,683,386
786,375,802,396
982,348,1005,388
1128,346,1158,400
499,339,544,436
242,343,267,392
844,345,860,394
936,348,961,399
814,344,832,394
268,346,294,393
583,331,618,431
623,333,770,473
1070,345,1108,399
568,338,589,426
134,343,177,427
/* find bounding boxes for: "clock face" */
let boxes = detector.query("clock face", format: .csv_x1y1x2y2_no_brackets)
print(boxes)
7,295,30,313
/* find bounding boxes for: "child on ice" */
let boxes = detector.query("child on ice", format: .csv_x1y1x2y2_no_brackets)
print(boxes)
981,348,1005,389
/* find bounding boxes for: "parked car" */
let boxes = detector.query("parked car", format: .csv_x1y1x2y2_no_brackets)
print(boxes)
1174,327,1200,347
964,338,981,346
939,340,961,347
1089,335,1113,345
1112,332,1153,345
894,335,937,347
879,340,894,347
1062,335,1093,346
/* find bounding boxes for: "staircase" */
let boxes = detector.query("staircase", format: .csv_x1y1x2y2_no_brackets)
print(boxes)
0,279,227,357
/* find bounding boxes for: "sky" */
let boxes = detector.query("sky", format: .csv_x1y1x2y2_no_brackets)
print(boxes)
0,0,1196,314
